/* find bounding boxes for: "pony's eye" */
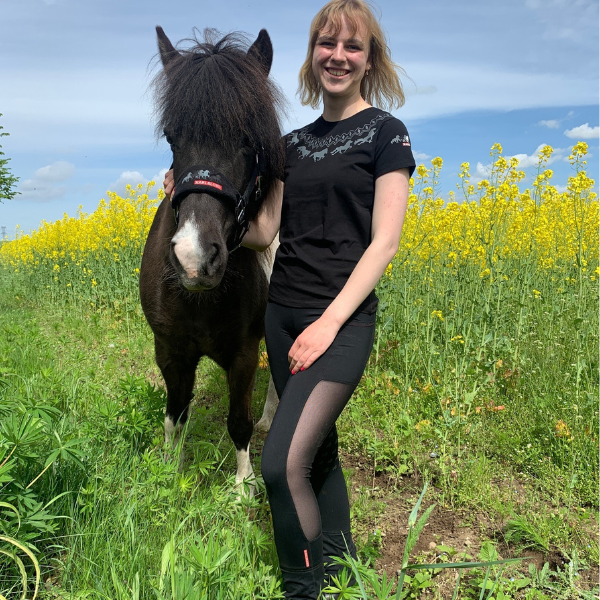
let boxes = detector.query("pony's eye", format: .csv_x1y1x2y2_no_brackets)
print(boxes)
163,130,175,146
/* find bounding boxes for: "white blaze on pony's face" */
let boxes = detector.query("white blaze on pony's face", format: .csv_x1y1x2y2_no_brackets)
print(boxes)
171,215,203,280
169,194,230,291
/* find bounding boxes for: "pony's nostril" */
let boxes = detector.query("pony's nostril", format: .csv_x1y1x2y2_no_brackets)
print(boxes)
209,244,220,266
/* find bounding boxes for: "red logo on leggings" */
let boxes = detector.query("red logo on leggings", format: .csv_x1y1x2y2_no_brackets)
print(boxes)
304,549,310,567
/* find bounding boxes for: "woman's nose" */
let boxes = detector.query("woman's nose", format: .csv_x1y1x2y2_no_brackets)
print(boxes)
332,43,345,61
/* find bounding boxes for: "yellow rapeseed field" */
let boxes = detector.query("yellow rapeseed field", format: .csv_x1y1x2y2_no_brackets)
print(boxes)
398,143,598,275
1,143,597,308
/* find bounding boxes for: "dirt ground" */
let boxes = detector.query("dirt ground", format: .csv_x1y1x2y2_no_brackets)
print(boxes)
340,452,599,596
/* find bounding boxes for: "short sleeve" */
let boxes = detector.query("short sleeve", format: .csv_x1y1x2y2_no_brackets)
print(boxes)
374,117,416,179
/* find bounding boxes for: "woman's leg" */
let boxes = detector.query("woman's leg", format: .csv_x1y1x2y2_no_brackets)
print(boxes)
311,427,358,583
263,304,375,599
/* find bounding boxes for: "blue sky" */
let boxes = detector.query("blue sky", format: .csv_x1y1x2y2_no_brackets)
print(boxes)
0,0,598,237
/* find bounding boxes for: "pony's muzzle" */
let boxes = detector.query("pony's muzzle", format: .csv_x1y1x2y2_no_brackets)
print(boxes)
170,220,227,290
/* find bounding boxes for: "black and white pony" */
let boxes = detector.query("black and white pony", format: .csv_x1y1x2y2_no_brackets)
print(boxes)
140,27,282,492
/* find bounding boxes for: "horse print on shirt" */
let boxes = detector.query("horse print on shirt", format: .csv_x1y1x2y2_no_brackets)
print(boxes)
353,128,376,145
286,112,391,163
311,148,328,161
330,140,353,155
391,134,410,146
297,146,311,158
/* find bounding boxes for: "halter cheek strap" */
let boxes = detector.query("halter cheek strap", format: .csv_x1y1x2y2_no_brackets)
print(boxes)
170,152,263,252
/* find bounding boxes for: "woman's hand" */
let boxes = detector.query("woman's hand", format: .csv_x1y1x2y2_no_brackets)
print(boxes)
163,169,175,199
288,316,340,374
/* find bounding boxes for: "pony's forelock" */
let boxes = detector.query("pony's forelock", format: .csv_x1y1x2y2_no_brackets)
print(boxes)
152,29,285,194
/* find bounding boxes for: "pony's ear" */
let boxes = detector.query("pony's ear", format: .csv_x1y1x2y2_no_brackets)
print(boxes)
156,26,181,69
248,29,273,76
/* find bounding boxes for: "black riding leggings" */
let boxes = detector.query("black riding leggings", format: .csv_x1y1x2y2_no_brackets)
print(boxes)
262,302,375,599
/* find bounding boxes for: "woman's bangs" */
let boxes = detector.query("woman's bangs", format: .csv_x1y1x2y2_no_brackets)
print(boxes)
319,6,362,39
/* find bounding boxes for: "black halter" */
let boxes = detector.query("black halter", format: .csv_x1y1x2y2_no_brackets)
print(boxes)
170,150,264,252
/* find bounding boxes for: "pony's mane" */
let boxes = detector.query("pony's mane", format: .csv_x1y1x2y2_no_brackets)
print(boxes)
152,29,286,188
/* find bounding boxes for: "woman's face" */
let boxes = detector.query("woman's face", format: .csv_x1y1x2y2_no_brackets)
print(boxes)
311,17,371,104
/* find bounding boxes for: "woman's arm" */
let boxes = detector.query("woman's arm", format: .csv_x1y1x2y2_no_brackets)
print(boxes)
287,168,410,373
241,179,284,252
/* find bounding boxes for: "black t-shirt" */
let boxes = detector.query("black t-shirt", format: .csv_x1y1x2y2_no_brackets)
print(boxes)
268,107,415,314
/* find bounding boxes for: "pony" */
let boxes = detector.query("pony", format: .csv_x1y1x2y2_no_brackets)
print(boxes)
139,26,283,493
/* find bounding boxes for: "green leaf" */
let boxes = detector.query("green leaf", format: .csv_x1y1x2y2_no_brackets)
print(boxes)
478,541,499,563
406,557,524,570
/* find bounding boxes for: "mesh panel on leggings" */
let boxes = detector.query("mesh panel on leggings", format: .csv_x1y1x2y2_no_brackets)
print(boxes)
286,380,353,542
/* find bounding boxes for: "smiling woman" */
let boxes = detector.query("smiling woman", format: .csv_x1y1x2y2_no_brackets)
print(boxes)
298,0,405,114
235,1,415,598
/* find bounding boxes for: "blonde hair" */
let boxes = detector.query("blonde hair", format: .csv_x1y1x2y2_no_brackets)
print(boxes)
297,0,406,111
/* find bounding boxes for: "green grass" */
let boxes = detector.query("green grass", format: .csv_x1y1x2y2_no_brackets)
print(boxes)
0,254,598,599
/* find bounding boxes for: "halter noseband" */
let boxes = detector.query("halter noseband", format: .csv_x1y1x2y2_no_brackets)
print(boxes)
170,150,265,252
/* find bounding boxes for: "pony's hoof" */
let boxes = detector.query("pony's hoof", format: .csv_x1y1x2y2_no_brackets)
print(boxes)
163,446,186,472
254,416,272,433
235,478,256,500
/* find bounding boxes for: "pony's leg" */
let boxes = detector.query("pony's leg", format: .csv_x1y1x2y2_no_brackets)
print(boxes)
226,346,259,497
255,238,280,433
255,375,279,433
155,338,199,466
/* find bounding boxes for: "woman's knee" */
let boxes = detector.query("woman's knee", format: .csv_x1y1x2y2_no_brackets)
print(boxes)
260,438,288,491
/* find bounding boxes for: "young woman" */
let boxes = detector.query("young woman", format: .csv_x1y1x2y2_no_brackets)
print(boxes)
165,1,414,597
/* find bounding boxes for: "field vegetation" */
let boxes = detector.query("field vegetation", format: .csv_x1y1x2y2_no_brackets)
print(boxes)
0,143,598,599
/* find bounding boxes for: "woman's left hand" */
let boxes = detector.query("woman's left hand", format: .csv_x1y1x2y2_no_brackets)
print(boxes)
288,317,340,374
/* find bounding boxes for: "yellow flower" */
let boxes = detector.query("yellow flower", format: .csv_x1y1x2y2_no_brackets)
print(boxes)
555,420,572,441
431,310,444,321
414,419,431,432
258,351,269,370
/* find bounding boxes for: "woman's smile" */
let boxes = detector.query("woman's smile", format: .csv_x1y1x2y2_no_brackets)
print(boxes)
324,67,350,77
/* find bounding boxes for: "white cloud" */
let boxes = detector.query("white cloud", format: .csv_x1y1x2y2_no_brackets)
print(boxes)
510,148,544,169
108,169,167,197
524,0,599,44
33,161,75,182
554,184,568,193
564,123,600,139
539,119,560,129
396,61,598,122
152,168,169,188
413,151,431,161
18,161,75,202
471,162,492,185
405,85,438,97
509,144,566,168
108,171,146,197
